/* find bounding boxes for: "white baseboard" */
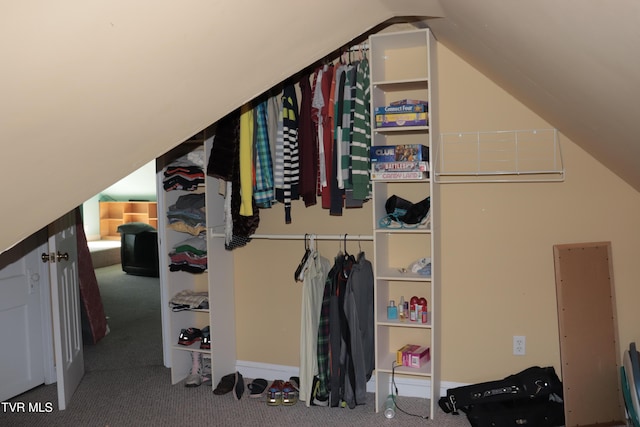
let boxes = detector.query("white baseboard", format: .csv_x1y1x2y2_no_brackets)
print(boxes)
235,360,466,398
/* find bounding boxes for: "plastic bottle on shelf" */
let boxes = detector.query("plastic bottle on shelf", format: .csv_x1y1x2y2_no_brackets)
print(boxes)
387,300,398,320
410,296,419,322
419,297,428,323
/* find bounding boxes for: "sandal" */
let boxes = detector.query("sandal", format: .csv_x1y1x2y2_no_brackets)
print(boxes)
213,373,235,395
248,378,268,398
233,372,245,400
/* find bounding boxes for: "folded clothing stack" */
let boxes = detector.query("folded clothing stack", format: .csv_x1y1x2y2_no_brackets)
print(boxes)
167,193,206,237
169,235,207,274
169,289,209,311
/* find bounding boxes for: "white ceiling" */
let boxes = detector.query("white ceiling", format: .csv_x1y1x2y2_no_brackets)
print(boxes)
1,0,639,252
425,0,640,192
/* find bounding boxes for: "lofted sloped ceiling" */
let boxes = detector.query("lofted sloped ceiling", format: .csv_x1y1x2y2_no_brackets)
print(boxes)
1,0,638,253
426,0,640,194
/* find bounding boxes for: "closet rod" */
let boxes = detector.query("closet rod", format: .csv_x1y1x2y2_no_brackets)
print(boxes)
209,232,372,241
348,43,369,51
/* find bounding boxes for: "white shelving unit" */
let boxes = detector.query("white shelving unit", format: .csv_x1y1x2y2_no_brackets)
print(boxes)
157,138,236,390
369,28,440,418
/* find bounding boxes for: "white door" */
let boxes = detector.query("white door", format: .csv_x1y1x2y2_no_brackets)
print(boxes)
0,233,48,401
47,210,84,410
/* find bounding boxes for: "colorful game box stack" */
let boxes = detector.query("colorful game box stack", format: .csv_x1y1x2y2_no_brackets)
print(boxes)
370,144,429,180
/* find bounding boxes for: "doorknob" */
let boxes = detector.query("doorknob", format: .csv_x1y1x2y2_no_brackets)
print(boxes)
41,252,69,263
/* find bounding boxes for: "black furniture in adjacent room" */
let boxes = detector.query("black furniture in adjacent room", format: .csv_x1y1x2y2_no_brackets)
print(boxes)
117,222,159,277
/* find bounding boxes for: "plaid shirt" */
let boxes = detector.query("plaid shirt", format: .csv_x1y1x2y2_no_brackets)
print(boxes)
315,265,335,400
253,100,274,207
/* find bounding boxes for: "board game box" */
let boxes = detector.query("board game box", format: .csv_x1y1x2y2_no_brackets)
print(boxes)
370,144,429,163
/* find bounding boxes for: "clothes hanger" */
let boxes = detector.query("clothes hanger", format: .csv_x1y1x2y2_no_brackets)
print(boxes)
342,234,350,259
294,234,311,282
342,234,355,278
309,234,318,259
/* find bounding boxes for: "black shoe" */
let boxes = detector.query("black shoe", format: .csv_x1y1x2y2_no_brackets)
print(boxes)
310,375,328,407
234,372,245,400
213,373,235,395
177,327,202,346
289,376,300,391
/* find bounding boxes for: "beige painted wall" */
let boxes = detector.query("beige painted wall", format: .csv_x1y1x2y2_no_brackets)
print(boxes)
232,41,640,385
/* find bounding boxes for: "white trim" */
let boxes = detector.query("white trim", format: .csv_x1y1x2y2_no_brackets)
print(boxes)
37,237,57,385
235,360,466,398
156,168,172,369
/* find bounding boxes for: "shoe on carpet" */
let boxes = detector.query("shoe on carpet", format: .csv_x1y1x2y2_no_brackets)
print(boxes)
234,372,245,400
310,376,329,407
201,355,212,384
248,378,268,398
184,351,203,388
288,376,300,391
213,373,236,395
178,327,202,346
282,381,299,406
266,380,284,406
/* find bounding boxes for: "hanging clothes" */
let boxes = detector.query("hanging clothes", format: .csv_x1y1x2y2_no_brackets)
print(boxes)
253,100,275,208
239,104,254,216
351,58,371,201
273,92,285,200
338,63,355,192
298,74,318,207
342,250,374,408
316,64,335,210
207,110,240,182
299,247,331,406
206,109,259,250
267,93,281,171
324,248,355,407
275,84,300,223
329,65,347,216
315,254,339,405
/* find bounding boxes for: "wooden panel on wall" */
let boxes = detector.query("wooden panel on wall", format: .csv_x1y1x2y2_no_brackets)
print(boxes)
553,242,624,426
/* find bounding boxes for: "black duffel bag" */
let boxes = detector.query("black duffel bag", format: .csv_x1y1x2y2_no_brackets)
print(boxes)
463,395,565,427
438,366,563,415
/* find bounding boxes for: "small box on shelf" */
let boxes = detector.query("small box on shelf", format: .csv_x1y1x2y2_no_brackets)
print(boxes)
374,101,429,128
375,112,428,128
409,346,431,368
371,144,429,163
396,344,420,366
371,170,428,181
371,160,429,181
389,99,428,107
396,344,431,368
374,103,428,115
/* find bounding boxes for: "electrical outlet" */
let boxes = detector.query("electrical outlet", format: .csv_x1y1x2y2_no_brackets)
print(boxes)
513,335,526,355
